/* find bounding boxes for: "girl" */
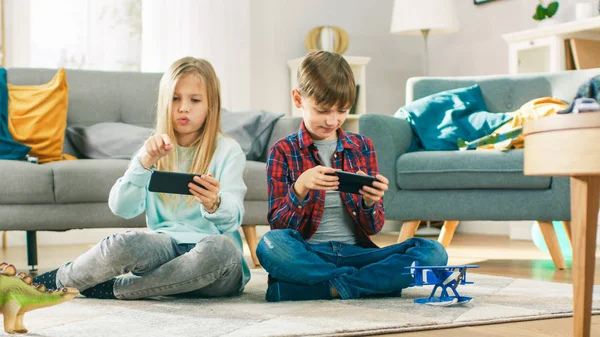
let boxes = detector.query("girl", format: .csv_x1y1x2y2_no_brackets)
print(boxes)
34,57,249,300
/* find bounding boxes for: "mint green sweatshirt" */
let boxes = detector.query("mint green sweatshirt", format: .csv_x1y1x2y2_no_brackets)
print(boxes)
108,134,250,290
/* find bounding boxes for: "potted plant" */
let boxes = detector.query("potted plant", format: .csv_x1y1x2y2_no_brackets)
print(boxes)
533,1,559,24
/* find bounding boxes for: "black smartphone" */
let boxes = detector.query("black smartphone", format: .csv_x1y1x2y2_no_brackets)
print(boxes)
332,171,377,194
148,171,206,195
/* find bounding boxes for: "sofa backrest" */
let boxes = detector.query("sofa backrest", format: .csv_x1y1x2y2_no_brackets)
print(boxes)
7,68,162,129
258,116,303,162
405,68,600,113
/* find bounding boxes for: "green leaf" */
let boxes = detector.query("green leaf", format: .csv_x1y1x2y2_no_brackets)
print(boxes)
533,4,546,20
546,2,559,17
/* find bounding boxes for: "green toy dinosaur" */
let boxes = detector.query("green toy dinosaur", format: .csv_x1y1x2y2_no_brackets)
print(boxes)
0,262,79,334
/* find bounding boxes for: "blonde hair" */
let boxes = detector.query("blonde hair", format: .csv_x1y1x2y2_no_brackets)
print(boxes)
297,51,356,110
155,56,222,204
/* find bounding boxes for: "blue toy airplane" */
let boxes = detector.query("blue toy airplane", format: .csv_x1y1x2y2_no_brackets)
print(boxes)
404,262,479,306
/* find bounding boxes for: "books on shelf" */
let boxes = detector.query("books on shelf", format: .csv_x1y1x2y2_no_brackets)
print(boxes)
565,38,600,70
349,84,360,115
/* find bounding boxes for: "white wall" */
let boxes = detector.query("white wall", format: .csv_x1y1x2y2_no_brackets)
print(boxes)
430,0,536,77
250,0,422,115
249,0,555,116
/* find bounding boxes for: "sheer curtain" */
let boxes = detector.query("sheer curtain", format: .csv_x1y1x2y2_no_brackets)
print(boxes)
141,0,251,111
27,0,142,71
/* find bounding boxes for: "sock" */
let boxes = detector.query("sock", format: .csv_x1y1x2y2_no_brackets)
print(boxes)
265,279,332,302
33,268,59,290
81,278,117,300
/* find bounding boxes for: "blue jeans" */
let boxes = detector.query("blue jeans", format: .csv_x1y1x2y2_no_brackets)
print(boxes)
256,229,448,299
56,231,242,299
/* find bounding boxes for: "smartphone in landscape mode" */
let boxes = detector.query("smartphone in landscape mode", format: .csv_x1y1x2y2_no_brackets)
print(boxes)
148,171,205,195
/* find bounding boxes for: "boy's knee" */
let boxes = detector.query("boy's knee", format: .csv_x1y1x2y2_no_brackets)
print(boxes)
256,229,298,265
256,232,276,259
428,240,448,266
259,229,293,248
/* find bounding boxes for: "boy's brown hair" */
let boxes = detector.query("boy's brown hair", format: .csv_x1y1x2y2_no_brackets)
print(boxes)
297,51,356,110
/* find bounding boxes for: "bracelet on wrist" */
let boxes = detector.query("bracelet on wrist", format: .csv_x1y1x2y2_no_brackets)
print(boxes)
207,196,221,213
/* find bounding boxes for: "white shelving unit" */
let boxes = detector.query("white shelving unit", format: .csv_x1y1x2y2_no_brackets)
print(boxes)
287,56,370,133
503,17,600,74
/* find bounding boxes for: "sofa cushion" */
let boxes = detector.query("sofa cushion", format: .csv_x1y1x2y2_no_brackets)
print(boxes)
396,149,550,190
0,160,55,203
45,159,130,203
395,84,512,151
8,69,71,163
243,160,267,201
222,109,284,161
67,122,152,159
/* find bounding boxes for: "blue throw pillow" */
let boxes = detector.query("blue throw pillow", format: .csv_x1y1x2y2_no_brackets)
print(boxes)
0,68,31,160
395,84,512,151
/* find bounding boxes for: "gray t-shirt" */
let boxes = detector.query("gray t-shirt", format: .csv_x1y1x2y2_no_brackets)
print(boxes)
308,139,357,245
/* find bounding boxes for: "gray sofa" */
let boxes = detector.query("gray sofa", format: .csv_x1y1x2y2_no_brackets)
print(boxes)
359,68,600,269
0,68,302,270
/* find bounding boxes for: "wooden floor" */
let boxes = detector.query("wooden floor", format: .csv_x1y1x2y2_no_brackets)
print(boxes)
372,233,600,337
1,233,599,336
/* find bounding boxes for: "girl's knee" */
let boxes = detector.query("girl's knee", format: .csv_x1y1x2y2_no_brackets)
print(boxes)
102,231,156,264
202,235,239,259
101,232,136,255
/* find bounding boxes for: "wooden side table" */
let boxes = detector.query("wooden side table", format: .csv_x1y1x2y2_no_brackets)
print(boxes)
523,113,600,337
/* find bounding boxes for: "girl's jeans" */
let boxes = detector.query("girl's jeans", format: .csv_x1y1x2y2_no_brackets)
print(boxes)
256,229,448,299
56,231,242,299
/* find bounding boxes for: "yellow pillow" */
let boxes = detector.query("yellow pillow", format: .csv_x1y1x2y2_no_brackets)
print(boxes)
8,69,74,163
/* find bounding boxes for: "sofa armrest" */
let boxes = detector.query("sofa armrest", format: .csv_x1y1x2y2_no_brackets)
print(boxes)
359,114,413,196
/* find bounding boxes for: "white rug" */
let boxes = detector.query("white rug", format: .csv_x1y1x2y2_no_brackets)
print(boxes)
14,269,600,337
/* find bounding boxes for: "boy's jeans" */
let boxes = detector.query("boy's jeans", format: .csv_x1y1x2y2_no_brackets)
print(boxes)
56,231,242,299
256,229,448,299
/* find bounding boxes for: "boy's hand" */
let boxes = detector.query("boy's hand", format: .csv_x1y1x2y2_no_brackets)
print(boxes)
141,134,174,169
189,173,221,213
294,166,339,201
357,170,388,208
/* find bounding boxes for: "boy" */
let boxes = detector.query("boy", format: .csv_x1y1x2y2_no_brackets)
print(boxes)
256,51,448,302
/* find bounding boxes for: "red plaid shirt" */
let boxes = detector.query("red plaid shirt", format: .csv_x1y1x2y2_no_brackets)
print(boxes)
266,122,385,248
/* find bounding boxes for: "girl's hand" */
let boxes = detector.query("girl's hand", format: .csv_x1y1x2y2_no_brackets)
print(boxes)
189,173,221,213
140,134,173,169
357,171,388,208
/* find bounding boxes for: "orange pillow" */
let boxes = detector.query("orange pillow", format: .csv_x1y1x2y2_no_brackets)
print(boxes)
8,69,74,163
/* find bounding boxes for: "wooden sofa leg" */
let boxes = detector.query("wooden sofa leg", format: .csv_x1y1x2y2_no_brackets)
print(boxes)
397,221,421,243
242,225,261,267
2,231,6,250
562,221,572,246
537,221,567,269
438,221,460,248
